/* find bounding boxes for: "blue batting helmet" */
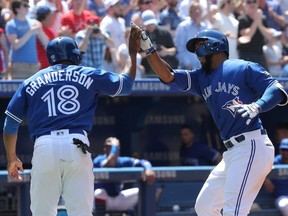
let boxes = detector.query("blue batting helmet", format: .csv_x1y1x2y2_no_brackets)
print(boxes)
186,29,229,57
46,37,85,65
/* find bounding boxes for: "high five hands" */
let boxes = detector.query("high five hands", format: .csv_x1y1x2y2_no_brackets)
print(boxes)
130,22,156,56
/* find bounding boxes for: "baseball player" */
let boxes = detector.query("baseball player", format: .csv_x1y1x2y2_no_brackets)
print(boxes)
134,26,288,215
3,24,141,216
93,137,155,212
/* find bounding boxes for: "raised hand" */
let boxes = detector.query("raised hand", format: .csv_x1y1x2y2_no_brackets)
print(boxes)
130,22,155,56
129,22,142,56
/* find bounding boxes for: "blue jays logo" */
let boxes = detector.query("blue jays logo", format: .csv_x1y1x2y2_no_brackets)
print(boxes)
222,96,243,117
51,54,56,62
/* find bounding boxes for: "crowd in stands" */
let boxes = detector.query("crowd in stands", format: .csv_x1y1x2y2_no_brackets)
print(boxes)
0,0,288,79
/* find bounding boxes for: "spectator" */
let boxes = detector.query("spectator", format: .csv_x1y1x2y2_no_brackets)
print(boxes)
0,27,9,80
179,124,222,166
117,28,145,78
258,0,285,32
281,26,288,77
75,15,115,69
93,137,155,212
201,0,219,29
5,0,49,79
120,0,138,27
274,122,288,155
100,0,125,50
263,138,288,216
0,0,11,28
175,1,206,70
263,29,286,77
211,0,239,59
130,11,144,28
179,0,217,28
35,5,56,69
141,9,178,77
233,0,244,19
178,0,191,19
158,0,183,38
100,0,125,72
237,0,273,71
278,0,288,25
87,0,106,20
60,0,96,39
35,0,70,36
137,0,158,17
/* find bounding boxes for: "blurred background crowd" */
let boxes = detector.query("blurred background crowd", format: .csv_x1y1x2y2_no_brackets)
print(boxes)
0,0,288,80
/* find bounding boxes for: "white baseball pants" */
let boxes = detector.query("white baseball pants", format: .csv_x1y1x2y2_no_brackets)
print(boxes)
195,129,274,216
94,187,139,211
30,129,94,216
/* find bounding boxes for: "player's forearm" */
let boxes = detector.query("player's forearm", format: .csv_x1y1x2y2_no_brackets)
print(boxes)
140,159,152,170
256,84,287,112
147,52,174,83
3,133,18,161
122,55,137,80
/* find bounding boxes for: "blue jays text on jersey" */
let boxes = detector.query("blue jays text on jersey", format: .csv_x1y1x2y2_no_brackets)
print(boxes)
168,59,288,140
202,82,240,101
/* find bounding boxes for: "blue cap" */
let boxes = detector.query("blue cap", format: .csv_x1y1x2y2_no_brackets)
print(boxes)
280,138,288,149
36,5,51,16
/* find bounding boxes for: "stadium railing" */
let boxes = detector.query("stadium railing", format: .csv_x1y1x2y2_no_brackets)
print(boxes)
0,165,287,216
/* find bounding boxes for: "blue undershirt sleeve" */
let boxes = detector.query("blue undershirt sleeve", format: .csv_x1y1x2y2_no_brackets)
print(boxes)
3,116,20,134
109,145,119,155
256,85,285,113
140,159,153,170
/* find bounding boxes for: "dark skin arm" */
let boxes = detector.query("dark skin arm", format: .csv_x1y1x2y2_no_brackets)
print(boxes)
3,132,23,180
146,51,175,83
121,25,142,80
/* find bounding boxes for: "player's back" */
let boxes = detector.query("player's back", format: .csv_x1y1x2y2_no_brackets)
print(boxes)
23,64,101,138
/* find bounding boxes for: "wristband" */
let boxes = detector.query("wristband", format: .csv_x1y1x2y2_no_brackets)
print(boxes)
110,145,119,155
146,47,156,56
141,160,152,169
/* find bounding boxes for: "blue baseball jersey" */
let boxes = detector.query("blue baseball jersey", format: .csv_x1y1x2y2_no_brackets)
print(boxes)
5,64,134,140
180,143,219,166
269,155,288,198
169,59,282,140
93,155,152,196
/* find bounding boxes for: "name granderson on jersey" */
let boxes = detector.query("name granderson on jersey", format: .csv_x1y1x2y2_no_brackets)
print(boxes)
26,70,94,96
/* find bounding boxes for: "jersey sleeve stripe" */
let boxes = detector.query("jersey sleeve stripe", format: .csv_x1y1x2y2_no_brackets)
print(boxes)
111,75,123,97
272,81,288,106
185,70,192,91
5,110,22,123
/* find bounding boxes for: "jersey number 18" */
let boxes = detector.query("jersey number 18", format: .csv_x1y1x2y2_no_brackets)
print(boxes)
41,85,80,117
